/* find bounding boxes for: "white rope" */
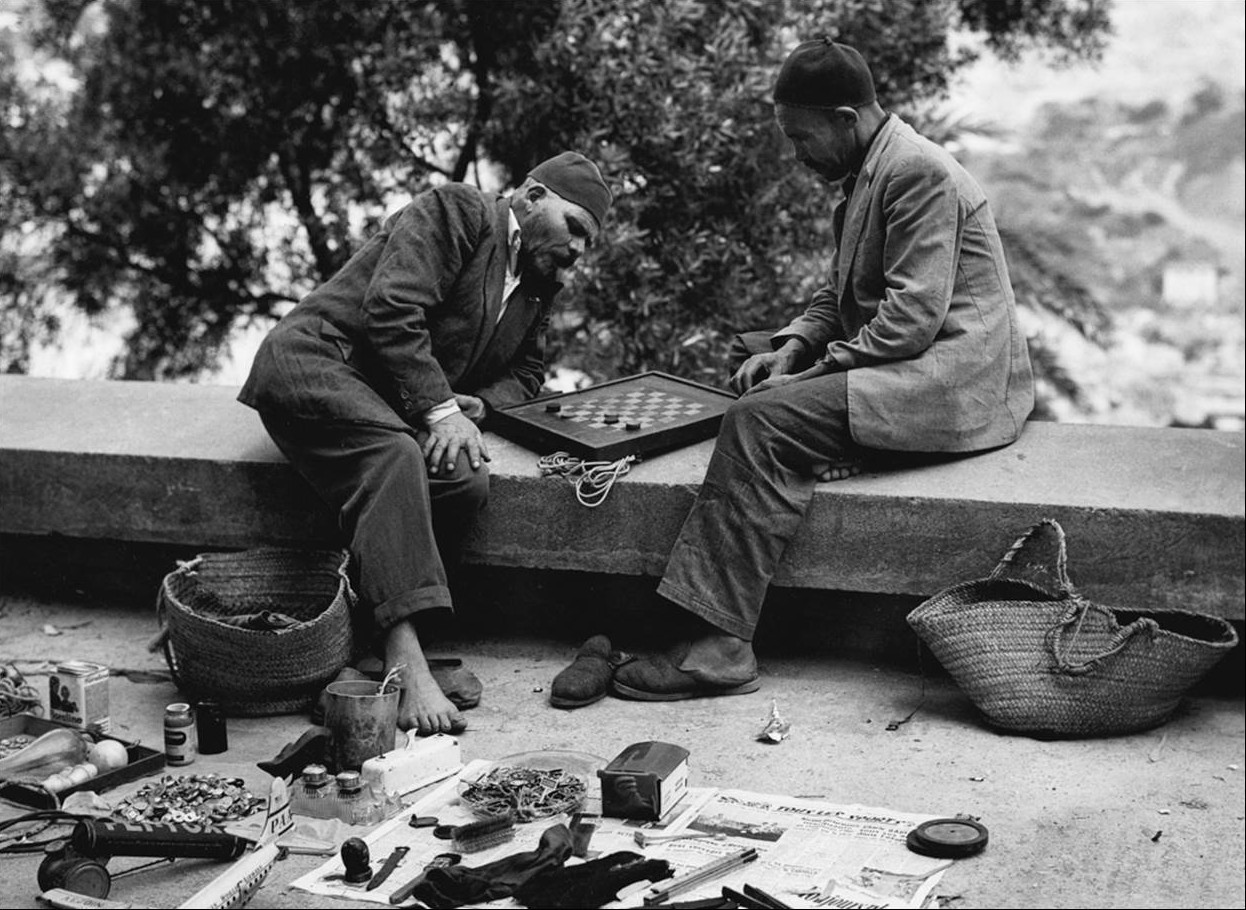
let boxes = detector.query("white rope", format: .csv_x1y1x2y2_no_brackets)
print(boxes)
537,451,639,508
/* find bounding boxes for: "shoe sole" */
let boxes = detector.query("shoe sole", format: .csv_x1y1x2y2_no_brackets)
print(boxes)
549,691,608,709
609,678,761,702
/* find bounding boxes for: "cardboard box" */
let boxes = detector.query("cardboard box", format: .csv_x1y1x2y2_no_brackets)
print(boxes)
0,713,164,809
598,740,690,821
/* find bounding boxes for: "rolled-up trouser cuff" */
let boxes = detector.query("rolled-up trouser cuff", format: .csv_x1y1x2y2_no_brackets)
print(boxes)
374,585,453,629
656,578,755,642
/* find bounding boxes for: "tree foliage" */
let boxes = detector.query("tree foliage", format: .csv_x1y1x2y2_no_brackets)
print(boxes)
1,0,1111,394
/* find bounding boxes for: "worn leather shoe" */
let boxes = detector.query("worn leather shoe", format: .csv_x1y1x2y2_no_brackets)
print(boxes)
610,637,760,702
427,657,483,710
257,725,331,778
356,655,482,710
550,635,619,709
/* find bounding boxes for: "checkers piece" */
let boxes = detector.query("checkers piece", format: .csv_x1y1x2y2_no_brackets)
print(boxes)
625,421,642,432
545,402,562,413
603,413,619,424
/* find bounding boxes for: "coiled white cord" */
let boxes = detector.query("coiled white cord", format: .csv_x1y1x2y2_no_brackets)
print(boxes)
537,451,639,508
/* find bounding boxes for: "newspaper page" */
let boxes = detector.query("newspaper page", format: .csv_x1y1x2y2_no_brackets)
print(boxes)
625,789,951,909
290,762,951,909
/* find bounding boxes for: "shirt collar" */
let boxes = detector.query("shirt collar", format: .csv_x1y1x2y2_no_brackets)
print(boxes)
507,209,522,279
855,112,897,184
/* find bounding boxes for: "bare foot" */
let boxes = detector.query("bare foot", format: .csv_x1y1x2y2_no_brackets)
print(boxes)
385,620,466,736
815,461,862,482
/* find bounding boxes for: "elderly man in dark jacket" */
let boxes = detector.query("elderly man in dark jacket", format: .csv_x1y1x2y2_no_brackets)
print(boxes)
241,152,611,734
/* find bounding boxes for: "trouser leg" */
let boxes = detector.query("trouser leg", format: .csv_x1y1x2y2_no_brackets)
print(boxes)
259,415,489,631
657,373,856,640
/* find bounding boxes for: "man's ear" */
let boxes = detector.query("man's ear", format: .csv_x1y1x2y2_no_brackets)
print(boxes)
833,106,859,127
525,183,548,204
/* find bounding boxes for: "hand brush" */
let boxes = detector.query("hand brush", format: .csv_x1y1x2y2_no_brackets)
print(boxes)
451,814,516,853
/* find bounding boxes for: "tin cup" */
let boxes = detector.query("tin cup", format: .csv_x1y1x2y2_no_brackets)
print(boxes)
323,680,400,772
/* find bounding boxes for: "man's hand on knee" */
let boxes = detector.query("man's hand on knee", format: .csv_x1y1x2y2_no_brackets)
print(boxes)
730,339,807,394
741,360,834,397
422,411,490,474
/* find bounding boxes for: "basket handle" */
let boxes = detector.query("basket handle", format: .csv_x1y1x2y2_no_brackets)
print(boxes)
988,518,1074,595
1044,597,1161,676
145,561,200,691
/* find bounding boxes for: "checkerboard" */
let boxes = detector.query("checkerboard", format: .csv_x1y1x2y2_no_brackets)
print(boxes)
490,372,736,461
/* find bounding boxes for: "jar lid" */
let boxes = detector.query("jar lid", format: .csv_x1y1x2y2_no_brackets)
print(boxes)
302,764,330,784
906,818,989,858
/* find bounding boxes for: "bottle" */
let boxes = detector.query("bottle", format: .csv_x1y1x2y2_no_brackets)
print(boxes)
193,700,228,755
334,770,365,824
292,764,334,819
163,703,197,766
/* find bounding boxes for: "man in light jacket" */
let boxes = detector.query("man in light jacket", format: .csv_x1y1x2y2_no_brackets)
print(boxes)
609,39,1034,702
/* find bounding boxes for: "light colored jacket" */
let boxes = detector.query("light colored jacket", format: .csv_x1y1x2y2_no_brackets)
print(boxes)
775,115,1034,452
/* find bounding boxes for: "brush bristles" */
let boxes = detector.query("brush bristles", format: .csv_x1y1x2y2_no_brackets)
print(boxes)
452,814,516,853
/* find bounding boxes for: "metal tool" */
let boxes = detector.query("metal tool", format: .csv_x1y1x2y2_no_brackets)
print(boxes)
633,829,726,848
366,845,410,892
642,847,758,905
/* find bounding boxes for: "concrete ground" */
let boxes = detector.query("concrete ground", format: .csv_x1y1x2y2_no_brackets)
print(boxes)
0,574,1242,910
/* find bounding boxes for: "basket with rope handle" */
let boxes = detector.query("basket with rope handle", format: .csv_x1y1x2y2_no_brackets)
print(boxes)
907,519,1237,737
150,548,356,716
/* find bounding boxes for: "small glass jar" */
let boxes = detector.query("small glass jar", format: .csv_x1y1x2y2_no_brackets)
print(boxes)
163,703,197,766
334,770,365,824
292,764,334,818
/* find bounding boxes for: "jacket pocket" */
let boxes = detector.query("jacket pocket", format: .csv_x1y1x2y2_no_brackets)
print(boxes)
319,319,353,362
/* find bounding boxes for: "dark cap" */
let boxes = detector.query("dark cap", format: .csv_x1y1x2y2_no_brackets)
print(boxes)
527,151,613,230
773,38,876,110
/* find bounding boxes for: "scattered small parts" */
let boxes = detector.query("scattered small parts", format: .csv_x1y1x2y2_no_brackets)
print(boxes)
115,773,265,825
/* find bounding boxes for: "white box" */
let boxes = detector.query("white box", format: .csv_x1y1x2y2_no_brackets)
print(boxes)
360,732,462,796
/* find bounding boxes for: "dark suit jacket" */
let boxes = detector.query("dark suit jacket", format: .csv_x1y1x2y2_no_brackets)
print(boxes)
775,115,1034,452
239,184,557,430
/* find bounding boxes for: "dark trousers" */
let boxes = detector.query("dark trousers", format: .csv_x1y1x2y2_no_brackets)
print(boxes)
656,331,860,640
260,414,488,632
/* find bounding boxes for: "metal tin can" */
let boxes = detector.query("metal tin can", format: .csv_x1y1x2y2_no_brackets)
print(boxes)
163,703,197,766
49,661,111,734
193,700,228,755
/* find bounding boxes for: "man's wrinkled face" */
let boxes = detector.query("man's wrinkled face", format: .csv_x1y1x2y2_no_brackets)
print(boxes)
518,186,599,281
776,104,857,183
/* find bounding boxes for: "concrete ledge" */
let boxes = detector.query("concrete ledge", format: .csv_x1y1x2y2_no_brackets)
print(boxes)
1,375,1242,619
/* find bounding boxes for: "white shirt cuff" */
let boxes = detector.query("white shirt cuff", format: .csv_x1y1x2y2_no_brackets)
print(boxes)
423,398,462,427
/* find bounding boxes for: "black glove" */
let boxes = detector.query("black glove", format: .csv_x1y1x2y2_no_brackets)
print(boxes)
514,850,674,909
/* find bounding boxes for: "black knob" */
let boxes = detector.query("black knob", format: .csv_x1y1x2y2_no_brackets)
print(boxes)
340,836,372,884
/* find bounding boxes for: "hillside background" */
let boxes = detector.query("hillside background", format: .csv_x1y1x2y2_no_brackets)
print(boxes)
11,0,1246,430
953,0,1244,429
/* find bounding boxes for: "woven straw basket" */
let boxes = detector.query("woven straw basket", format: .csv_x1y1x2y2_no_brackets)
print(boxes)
907,519,1238,737
153,548,356,716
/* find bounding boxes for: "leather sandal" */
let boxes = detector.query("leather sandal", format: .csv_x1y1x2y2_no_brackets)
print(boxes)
610,651,760,702
356,655,482,710
550,635,631,709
